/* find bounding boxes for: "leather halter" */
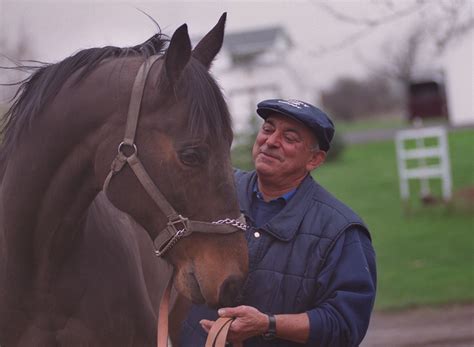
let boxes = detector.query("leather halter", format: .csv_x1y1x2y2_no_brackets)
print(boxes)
102,55,247,257
103,55,244,347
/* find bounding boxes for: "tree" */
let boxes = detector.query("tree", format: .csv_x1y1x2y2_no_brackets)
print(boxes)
309,0,473,57
321,77,362,121
314,1,473,122
321,74,402,121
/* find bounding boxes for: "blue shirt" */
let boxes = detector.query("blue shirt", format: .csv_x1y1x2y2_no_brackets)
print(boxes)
251,182,296,228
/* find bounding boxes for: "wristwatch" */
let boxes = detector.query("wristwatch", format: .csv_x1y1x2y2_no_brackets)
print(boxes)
262,313,277,340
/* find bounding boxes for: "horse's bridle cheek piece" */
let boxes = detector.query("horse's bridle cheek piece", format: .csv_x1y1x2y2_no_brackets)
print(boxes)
102,55,247,258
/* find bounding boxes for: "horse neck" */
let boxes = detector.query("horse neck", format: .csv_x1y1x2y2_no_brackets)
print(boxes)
0,78,118,293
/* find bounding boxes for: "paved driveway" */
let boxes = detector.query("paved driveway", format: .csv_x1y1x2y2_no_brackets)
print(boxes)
362,304,474,346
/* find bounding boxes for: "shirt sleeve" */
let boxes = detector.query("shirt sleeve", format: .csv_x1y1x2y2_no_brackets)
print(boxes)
305,226,377,347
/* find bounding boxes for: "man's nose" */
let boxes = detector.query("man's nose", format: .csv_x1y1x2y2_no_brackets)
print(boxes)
265,131,280,147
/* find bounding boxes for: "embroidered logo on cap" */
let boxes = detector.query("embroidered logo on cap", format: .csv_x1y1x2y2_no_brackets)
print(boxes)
277,99,310,109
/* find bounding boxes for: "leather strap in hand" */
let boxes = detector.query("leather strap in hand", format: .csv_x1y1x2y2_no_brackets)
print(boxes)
157,277,238,347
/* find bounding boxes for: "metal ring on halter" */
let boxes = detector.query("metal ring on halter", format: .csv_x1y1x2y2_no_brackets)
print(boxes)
117,142,138,157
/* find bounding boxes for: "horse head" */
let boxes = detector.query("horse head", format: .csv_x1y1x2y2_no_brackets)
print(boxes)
97,14,248,308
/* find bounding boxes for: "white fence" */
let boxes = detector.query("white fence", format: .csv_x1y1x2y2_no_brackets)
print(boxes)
395,126,452,202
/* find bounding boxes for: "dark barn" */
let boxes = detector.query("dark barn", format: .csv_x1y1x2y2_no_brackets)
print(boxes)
408,80,449,121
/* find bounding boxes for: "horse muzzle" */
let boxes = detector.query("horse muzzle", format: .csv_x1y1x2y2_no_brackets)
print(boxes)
218,274,246,308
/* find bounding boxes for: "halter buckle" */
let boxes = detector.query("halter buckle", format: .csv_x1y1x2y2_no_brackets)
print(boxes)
155,228,185,257
154,215,189,257
167,214,189,234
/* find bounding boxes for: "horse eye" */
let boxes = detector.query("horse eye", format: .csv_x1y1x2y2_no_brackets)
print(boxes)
180,148,205,167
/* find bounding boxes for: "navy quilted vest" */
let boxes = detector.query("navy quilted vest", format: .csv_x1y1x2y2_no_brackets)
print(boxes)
180,170,370,346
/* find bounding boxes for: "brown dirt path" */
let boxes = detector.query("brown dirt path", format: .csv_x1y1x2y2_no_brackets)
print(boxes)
362,304,474,346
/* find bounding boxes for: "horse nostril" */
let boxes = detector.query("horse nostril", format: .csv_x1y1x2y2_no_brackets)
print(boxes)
218,275,245,307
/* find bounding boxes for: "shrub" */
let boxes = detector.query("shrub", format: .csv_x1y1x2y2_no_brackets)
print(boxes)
325,131,345,162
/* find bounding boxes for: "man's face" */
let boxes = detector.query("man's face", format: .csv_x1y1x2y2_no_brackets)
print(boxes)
252,114,324,181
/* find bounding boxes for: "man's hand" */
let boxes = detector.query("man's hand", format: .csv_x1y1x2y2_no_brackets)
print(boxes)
200,305,269,343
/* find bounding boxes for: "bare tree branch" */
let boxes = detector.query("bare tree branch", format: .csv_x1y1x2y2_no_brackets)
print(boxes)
310,0,429,27
304,0,473,58
432,0,474,51
356,23,428,87
302,26,373,58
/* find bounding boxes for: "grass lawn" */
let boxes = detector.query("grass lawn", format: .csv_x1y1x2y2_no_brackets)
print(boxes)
335,116,407,134
335,116,448,134
314,129,474,310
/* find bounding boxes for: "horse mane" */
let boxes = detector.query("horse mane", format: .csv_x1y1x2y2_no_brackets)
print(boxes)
0,33,168,163
0,26,234,167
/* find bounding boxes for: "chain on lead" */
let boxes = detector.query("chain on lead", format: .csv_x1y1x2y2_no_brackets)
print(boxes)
212,218,248,231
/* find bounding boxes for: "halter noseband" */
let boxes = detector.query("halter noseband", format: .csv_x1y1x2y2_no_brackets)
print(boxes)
102,56,247,257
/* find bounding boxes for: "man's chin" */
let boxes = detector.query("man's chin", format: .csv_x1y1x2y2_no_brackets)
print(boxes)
255,161,278,176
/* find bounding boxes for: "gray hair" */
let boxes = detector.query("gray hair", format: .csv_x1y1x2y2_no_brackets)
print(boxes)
310,137,320,152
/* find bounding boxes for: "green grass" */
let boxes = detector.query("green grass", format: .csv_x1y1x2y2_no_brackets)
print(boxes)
335,117,407,134
314,129,474,310
335,116,448,134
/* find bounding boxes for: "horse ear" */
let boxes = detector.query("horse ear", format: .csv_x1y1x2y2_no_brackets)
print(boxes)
192,13,226,69
163,23,192,89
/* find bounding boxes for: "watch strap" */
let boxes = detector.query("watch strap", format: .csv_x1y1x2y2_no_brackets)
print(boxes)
262,313,276,340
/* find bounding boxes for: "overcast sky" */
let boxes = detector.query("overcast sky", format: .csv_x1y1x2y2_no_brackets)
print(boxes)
0,0,472,96
0,1,426,86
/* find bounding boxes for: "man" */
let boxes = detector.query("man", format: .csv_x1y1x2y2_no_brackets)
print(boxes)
180,99,376,346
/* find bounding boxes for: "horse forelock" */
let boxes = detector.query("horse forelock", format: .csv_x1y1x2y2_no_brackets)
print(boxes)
178,59,233,147
0,32,169,163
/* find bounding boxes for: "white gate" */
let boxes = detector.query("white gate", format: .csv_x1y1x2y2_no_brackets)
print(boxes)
395,126,452,202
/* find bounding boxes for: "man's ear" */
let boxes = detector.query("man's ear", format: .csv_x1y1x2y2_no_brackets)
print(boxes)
306,150,326,172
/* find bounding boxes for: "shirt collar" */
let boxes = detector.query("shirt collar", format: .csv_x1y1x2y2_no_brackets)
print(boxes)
253,182,297,203
237,172,317,241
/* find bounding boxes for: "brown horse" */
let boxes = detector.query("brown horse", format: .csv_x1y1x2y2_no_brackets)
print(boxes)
0,14,248,346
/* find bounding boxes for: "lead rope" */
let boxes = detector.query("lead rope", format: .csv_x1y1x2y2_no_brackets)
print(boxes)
205,318,243,347
157,277,173,347
156,277,240,347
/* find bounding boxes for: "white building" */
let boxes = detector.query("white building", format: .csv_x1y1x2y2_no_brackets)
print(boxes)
443,29,474,127
212,26,313,133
